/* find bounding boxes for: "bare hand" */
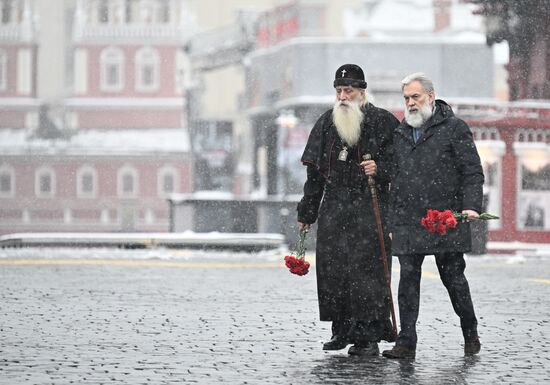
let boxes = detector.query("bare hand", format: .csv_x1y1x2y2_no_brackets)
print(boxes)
461,210,479,220
360,160,377,176
298,222,310,231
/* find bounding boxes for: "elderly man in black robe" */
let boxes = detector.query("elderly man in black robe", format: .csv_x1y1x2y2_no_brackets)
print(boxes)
297,64,399,356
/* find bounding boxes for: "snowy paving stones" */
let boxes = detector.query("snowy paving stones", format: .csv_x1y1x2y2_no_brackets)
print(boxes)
0,250,549,384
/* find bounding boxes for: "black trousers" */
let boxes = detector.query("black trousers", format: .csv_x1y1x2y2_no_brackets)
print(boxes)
396,252,478,349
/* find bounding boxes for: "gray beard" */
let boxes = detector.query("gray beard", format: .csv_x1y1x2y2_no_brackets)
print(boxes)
332,100,364,147
405,103,433,128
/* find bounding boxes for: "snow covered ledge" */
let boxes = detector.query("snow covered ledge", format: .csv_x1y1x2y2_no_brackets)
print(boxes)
0,232,284,252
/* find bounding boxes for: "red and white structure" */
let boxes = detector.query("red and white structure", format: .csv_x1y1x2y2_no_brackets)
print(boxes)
66,0,191,130
451,100,550,250
0,0,39,129
0,0,194,234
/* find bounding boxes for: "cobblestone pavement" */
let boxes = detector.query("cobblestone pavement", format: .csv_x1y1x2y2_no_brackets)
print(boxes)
0,249,549,384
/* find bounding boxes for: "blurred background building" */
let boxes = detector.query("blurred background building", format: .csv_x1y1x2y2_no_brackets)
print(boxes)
0,0,549,250
0,0,194,233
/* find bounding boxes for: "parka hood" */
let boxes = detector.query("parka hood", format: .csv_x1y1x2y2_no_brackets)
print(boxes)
430,99,454,127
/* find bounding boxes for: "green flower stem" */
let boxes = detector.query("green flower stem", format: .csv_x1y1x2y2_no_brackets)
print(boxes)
453,212,499,220
295,229,308,259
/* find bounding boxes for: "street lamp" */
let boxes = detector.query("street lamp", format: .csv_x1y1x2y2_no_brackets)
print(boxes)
276,109,298,130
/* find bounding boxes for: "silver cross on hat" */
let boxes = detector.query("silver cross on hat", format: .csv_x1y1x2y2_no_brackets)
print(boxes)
333,64,367,89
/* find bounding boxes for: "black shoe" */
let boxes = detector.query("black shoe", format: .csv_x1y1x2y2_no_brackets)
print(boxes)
348,342,379,356
464,336,481,355
382,345,416,359
322,335,349,350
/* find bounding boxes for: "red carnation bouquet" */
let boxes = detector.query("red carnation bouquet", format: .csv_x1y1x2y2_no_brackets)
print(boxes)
421,209,499,235
284,228,310,276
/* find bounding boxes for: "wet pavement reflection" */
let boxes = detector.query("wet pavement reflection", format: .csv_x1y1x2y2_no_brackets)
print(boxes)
0,251,549,384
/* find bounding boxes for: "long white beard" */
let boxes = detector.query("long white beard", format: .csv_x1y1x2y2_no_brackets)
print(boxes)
405,103,433,128
332,100,364,147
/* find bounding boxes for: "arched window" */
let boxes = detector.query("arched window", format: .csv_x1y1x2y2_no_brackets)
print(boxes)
77,166,97,198
0,164,15,197
35,166,56,198
117,165,138,198
135,46,159,92
0,49,6,91
100,47,124,92
144,208,155,224
157,166,179,197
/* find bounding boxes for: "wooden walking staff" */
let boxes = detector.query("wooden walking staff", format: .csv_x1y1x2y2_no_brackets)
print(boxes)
363,154,398,339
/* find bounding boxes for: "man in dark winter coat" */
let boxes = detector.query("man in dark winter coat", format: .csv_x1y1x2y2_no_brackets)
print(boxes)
382,72,484,360
297,64,399,356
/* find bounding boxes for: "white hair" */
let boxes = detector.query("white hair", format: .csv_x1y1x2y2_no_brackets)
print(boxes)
401,72,435,93
361,91,369,106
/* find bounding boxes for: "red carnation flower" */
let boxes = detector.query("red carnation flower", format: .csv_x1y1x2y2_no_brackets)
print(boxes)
284,229,310,276
284,255,310,276
421,209,498,235
445,215,458,229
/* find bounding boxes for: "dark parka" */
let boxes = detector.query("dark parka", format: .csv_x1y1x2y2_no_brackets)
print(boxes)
390,99,485,255
298,103,399,327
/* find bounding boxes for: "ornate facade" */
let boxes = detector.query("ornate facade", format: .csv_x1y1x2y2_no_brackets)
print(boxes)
0,0,194,234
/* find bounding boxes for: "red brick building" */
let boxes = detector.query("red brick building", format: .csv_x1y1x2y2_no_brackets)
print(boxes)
0,0,39,129
0,0,193,234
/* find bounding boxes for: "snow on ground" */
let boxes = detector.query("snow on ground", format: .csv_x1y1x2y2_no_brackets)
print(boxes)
1,246,548,264
0,245,289,262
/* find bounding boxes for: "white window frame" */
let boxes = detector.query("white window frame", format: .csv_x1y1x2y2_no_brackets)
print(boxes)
144,208,155,224
100,208,110,224
135,46,160,92
0,164,15,198
0,48,6,91
514,142,550,231
76,165,98,198
35,166,56,198
117,165,138,198
100,46,124,92
157,165,179,197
